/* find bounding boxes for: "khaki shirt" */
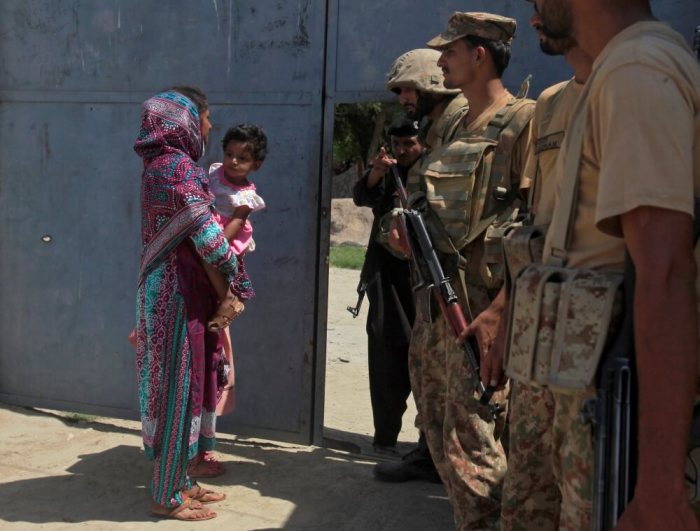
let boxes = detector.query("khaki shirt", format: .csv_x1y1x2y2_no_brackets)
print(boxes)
545,22,700,380
522,79,583,226
545,21,700,273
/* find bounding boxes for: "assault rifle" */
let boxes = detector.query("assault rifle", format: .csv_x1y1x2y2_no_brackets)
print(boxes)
389,165,499,416
589,198,700,530
587,253,636,530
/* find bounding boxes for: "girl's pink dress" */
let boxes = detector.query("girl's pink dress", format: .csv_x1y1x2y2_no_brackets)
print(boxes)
208,163,265,256
207,163,265,416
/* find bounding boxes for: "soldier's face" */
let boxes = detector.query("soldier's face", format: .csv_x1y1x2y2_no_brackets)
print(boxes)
390,135,423,169
437,39,476,90
530,2,576,55
535,0,574,41
395,86,418,117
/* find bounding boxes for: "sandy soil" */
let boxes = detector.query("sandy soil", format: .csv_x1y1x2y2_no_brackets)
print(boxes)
0,268,451,531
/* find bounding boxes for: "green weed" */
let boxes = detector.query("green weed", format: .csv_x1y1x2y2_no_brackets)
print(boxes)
329,246,366,270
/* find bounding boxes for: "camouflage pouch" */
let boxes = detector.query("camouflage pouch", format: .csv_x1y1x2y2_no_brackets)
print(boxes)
547,268,623,390
504,265,560,384
501,224,546,284
505,264,623,390
482,215,525,289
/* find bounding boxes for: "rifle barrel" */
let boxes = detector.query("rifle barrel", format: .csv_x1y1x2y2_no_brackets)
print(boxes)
389,165,409,207
388,164,498,413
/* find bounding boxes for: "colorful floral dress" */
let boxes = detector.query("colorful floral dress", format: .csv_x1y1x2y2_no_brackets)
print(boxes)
133,91,238,509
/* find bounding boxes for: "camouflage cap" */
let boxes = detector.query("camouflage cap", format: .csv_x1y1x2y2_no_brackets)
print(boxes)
385,48,461,96
427,12,517,49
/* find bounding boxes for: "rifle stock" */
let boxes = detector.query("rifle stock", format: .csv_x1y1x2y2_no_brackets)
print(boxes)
389,166,498,414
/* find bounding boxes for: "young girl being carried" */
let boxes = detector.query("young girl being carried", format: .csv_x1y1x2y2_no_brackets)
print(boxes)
193,124,267,476
205,123,267,329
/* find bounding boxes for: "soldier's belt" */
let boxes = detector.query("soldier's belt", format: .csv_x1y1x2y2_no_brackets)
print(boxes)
504,263,623,391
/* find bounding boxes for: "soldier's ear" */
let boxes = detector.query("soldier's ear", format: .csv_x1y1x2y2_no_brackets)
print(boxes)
474,45,487,66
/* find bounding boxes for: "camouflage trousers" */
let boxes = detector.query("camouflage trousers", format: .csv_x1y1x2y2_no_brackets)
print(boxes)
501,381,594,531
408,285,508,531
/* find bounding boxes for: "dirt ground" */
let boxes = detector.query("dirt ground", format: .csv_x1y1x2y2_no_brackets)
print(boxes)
0,267,453,530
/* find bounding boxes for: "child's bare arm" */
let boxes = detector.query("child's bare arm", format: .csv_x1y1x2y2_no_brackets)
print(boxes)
223,205,253,241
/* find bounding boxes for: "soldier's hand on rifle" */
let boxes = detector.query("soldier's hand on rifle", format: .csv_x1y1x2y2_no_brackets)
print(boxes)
387,217,411,257
367,146,397,188
457,291,507,390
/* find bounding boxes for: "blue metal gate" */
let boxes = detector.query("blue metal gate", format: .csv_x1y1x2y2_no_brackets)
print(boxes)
0,0,329,444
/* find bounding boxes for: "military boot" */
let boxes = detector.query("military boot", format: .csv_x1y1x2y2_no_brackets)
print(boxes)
373,432,441,484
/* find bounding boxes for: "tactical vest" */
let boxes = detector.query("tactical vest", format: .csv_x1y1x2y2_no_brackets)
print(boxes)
418,94,469,151
407,91,535,258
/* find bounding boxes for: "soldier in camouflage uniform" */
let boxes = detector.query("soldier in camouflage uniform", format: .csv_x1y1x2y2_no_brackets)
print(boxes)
396,13,534,530
498,3,595,530
373,48,468,484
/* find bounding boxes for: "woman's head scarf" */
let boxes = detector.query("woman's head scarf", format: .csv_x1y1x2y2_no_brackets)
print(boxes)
134,91,204,162
134,91,213,278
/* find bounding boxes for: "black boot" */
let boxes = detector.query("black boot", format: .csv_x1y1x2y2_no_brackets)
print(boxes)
373,432,441,484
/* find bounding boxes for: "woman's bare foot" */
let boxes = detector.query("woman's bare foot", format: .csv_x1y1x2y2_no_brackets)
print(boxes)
150,497,217,521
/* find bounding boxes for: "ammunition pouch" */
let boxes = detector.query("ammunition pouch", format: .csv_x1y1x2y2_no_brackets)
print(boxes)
501,223,547,284
504,264,623,391
482,212,545,288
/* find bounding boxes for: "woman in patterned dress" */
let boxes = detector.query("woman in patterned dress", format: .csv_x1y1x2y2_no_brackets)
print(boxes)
133,88,238,521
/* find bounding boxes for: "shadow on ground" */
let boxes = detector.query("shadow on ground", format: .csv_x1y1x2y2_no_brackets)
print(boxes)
213,437,451,531
0,444,151,524
0,409,452,530
323,426,417,460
